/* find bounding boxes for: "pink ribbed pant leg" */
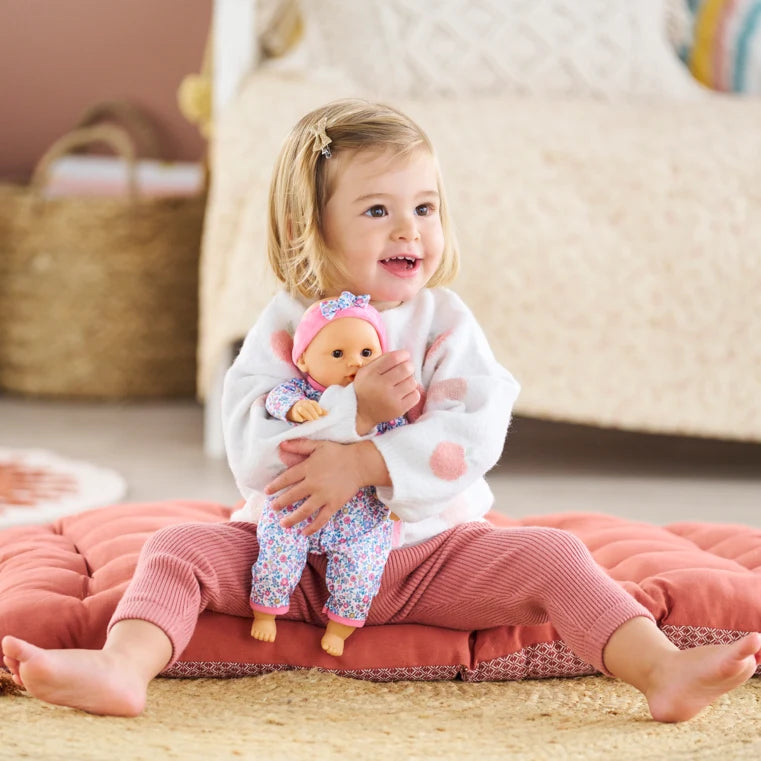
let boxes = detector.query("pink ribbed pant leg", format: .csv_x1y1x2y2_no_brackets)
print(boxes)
367,523,653,674
109,521,339,665
109,520,652,675
109,522,259,664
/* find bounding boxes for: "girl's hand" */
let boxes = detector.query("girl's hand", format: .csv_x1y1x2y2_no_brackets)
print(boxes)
265,439,364,535
266,439,392,535
354,350,419,434
287,399,327,423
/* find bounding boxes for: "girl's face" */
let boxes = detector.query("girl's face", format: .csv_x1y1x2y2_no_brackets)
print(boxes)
321,148,445,306
296,317,382,387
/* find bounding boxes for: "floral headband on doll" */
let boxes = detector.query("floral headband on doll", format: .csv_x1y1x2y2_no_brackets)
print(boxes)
291,291,388,366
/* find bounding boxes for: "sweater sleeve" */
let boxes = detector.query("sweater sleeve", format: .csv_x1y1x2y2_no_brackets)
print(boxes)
222,292,372,499
372,290,520,523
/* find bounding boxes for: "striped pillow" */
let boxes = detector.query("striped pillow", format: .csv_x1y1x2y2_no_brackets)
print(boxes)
678,0,761,92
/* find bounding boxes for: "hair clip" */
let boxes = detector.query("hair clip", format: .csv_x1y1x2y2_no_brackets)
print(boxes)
310,117,332,158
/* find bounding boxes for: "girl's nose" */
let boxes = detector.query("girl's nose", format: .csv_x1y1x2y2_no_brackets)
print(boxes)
393,214,420,241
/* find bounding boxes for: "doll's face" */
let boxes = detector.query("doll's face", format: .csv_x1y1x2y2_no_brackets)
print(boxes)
296,317,382,387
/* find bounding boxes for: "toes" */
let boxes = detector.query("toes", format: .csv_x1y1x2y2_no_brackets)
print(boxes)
320,639,344,657
735,633,761,659
2,636,35,662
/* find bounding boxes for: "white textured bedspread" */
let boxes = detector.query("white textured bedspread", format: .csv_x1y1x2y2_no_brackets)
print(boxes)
200,70,761,441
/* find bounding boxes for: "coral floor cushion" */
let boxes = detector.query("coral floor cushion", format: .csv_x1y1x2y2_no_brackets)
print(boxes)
1,501,760,681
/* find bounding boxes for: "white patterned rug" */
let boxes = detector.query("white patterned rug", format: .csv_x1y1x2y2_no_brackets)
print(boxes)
0,448,126,528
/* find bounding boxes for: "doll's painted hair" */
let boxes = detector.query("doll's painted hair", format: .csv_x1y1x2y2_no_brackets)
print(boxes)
267,98,459,299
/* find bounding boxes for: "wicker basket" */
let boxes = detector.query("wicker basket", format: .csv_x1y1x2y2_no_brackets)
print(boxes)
0,119,205,399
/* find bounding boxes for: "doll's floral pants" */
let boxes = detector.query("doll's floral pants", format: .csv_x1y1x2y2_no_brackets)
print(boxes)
250,487,393,626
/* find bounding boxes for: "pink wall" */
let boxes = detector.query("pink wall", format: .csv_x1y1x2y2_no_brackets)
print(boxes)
0,0,212,181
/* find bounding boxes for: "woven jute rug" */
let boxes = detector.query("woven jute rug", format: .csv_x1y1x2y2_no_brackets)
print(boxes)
1,671,760,760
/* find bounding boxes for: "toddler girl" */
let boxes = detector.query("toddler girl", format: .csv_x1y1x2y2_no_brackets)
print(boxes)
251,291,405,655
3,99,760,722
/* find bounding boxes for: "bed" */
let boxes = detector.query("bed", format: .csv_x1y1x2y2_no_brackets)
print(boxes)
199,0,761,458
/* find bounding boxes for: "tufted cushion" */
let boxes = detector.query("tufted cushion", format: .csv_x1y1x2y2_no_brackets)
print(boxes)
1,501,760,681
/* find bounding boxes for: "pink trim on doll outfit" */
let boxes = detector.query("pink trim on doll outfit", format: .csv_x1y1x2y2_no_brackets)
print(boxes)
306,375,327,392
323,606,366,628
251,602,290,616
291,291,388,364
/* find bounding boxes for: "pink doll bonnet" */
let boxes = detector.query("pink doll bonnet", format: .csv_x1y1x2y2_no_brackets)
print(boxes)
291,291,388,364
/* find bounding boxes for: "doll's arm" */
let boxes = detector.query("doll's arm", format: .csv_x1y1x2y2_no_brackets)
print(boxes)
265,378,327,422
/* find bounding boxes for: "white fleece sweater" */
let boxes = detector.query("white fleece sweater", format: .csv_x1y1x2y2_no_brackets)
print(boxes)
222,287,520,547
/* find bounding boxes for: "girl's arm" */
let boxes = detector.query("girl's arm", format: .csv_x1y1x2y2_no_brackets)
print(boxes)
368,291,520,522
264,438,391,533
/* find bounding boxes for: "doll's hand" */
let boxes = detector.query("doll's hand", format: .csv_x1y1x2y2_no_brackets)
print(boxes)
287,399,328,423
353,350,419,434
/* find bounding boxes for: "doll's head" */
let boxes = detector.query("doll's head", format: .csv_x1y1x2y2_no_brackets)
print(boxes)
292,292,387,389
267,98,459,300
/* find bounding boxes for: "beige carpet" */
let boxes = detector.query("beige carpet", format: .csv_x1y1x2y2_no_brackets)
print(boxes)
1,671,760,760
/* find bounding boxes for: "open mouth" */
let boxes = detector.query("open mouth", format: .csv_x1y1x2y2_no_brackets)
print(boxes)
380,255,421,275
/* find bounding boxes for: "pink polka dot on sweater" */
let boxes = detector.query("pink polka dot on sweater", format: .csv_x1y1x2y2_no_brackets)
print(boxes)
425,330,454,364
271,330,294,365
430,442,467,481
428,378,467,404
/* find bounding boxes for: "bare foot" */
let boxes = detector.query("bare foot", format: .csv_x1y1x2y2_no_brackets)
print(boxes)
321,621,356,657
1,635,148,717
251,613,277,643
645,633,761,722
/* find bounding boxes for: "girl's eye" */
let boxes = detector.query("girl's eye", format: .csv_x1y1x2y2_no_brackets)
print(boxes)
332,350,343,358
364,205,387,218
415,203,434,216
361,348,373,358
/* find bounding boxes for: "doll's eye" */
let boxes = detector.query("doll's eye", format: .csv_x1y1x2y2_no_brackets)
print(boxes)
361,348,374,357
332,350,343,358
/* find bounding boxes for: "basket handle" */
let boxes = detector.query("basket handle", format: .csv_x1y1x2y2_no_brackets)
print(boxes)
74,100,162,159
31,124,139,199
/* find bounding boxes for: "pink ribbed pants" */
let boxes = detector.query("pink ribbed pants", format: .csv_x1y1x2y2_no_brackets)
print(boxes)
109,521,652,674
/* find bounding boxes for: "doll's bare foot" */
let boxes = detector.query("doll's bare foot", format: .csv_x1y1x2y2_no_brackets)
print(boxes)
1,635,150,716
321,621,356,656
251,613,277,643
644,633,761,723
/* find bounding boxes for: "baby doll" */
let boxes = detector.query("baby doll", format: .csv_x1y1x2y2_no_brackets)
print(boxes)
250,291,405,656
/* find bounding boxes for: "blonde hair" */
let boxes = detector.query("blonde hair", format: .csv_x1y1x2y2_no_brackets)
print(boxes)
267,98,459,299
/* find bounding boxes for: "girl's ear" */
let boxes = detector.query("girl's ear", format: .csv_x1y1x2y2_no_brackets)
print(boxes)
295,354,308,373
